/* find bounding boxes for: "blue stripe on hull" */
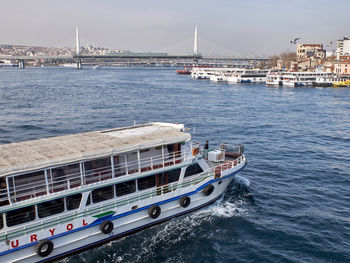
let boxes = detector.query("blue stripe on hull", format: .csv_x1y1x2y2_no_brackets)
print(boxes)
0,162,247,260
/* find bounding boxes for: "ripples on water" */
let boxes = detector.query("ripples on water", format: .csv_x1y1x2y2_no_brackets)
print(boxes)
0,67,349,262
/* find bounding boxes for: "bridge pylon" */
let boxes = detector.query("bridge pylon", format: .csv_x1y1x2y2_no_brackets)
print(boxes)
75,26,82,69
18,59,25,69
194,26,198,55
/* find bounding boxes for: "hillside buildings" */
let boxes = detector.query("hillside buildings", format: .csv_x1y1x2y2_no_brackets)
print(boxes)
297,44,326,60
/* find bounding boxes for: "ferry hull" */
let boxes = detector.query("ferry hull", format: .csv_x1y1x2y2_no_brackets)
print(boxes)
1,161,246,263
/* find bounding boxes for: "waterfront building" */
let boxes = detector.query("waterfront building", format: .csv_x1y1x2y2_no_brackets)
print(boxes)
334,59,350,75
336,37,350,60
297,44,326,60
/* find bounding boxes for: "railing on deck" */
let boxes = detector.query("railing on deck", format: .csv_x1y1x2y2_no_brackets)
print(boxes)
212,155,245,177
0,149,194,206
0,154,246,240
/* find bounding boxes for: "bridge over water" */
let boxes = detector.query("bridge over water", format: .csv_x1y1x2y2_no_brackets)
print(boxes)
0,27,269,69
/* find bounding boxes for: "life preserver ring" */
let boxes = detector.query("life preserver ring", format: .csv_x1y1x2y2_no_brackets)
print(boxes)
148,205,161,219
203,184,214,196
192,147,199,156
36,239,54,257
100,220,114,234
179,196,191,208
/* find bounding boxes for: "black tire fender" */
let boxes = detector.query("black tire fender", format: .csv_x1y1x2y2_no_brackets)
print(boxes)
179,196,191,208
203,184,214,196
148,205,161,219
36,239,54,257
100,220,114,234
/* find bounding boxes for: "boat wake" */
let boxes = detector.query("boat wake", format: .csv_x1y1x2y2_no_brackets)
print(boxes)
62,183,254,263
235,174,250,187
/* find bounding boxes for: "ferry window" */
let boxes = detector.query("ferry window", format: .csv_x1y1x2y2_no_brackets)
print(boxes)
0,178,9,206
9,171,46,201
167,168,181,183
51,163,81,192
140,149,153,172
127,152,139,174
6,206,35,227
38,198,64,218
115,180,136,196
138,175,156,190
113,155,126,177
184,164,203,178
92,186,114,203
0,214,3,229
156,172,168,186
86,194,91,206
66,194,82,210
85,157,112,184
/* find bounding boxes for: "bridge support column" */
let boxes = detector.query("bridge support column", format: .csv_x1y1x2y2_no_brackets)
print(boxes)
18,60,25,69
76,59,82,69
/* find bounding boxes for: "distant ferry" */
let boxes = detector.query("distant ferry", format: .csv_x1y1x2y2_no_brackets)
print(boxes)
281,72,332,87
60,63,77,68
227,69,269,83
210,69,245,83
0,122,247,262
266,72,288,86
313,76,350,87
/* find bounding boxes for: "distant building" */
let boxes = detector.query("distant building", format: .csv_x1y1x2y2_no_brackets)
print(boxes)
334,60,350,75
297,44,326,60
336,37,350,60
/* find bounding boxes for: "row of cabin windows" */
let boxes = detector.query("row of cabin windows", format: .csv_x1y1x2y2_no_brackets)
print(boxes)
86,164,203,205
0,164,203,229
5,143,183,201
3,193,82,228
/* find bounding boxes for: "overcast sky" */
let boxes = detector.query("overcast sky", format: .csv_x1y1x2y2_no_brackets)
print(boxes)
1,0,349,56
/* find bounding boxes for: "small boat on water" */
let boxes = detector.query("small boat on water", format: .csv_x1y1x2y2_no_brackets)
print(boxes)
312,76,349,87
333,79,350,88
0,122,247,262
176,67,191,75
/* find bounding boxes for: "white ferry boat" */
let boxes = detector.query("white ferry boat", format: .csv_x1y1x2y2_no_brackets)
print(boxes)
0,122,247,262
313,75,350,87
282,72,332,87
210,71,227,82
227,69,269,83
266,72,288,86
191,67,221,80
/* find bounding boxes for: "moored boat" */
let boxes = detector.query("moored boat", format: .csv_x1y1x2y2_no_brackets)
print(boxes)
176,67,191,75
266,71,287,86
227,69,269,83
0,122,247,262
282,72,332,87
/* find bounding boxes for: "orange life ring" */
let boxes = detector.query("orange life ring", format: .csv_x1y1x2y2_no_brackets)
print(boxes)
192,147,199,156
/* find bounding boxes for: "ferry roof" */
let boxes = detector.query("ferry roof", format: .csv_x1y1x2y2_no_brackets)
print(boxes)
0,122,191,177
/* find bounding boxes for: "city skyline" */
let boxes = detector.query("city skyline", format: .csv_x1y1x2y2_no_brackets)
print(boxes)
1,0,349,56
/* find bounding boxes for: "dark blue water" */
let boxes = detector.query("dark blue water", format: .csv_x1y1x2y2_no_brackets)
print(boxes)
0,67,349,263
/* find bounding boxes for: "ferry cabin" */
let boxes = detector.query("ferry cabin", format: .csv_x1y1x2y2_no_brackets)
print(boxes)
0,122,246,262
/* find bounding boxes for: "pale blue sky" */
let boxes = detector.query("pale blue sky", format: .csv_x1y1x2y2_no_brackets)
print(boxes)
1,0,349,56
